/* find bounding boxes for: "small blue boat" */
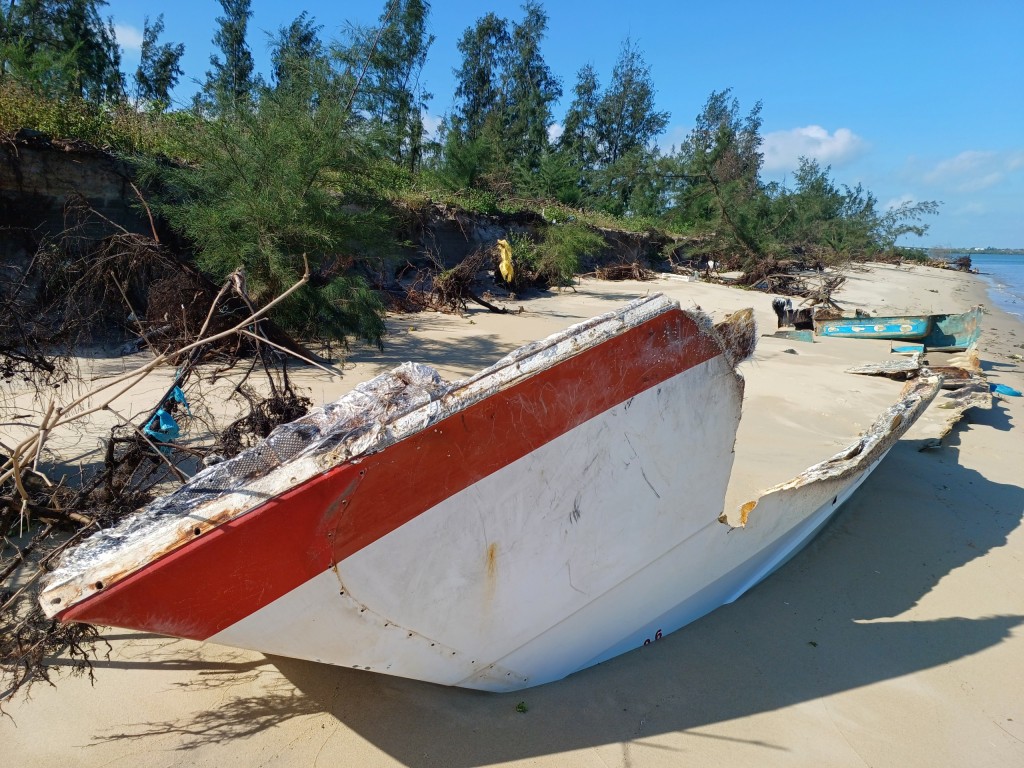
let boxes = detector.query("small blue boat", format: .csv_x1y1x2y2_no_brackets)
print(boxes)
816,307,982,351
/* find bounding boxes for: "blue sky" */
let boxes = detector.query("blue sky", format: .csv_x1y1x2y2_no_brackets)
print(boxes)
103,0,1023,249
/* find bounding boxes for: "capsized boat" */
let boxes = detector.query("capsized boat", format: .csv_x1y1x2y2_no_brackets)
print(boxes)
816,306,982,351
40,295,939,692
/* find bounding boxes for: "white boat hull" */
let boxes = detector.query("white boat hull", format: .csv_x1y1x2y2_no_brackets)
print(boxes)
40,296,939,691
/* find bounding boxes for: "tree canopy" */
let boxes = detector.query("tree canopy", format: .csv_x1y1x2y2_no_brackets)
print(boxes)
1,0,942,341
0,0,122,101
201,0,254,112
444,3,561,181
134,14,184,108
335,0,434,171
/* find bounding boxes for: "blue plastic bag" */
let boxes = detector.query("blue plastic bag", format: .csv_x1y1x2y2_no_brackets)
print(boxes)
169,385,192,414
143,408,181,445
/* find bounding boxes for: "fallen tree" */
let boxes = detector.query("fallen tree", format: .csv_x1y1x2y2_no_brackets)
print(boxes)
1,261,319,708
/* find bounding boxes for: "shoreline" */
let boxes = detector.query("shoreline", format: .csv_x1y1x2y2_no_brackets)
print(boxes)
966,252,1024,323
3,263,1023,767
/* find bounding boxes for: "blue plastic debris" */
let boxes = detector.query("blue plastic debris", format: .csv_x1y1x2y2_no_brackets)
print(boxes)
143,408,181,444
139,385,190,454
989,383,1022,397
169,385,192,414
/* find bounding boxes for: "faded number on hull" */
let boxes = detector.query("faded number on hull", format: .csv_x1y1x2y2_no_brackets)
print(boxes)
642,629,663,646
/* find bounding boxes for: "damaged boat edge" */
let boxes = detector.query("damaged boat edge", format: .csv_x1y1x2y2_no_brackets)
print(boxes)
720,375,942,529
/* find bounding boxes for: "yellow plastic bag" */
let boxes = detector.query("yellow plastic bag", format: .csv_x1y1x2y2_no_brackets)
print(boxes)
497,239,514,283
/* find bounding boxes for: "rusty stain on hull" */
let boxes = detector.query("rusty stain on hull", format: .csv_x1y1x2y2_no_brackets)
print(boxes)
737,500,757,526
486,542,498,579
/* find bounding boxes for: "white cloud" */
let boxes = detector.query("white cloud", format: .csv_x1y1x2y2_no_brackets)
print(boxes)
924,150,994,183
657,125,689,155
963,173,1003,192
955,202,987,216
922,149,1024,192
761,125,867,172
421,113,443,141
548,122,564,143
883,194,916,211
114,23,144,53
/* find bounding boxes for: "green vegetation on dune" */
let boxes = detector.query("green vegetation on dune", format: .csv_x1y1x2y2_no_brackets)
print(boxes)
1,0,943,345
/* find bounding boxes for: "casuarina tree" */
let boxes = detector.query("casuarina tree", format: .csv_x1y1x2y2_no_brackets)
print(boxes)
201,0,254,113
134,14,184,108
0,0,122,102
335,0,435,172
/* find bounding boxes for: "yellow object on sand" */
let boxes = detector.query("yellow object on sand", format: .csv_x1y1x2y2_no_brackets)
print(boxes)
497,239,514,283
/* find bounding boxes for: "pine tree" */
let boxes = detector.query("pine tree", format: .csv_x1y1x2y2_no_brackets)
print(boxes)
559,64,601,170
271,12,324,93
202,0,254,112
683,89,763,191
668,89,770,262
450,12,508,146
561,38,668,213
447,4,559,184
594,38,668,167
0,0,122,102
134,14,184,108
504,2,561,171
337,0,434,171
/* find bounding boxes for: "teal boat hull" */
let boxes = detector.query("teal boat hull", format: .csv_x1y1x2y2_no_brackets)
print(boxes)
817,316,931,340
816,307,981,351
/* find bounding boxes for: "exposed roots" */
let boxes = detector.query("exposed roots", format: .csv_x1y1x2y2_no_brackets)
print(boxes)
427,249,508,314
218,386,312,458
591,262,656,281
1,254,315,710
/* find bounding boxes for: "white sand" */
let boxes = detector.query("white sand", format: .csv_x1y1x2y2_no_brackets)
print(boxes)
4,263,1023,767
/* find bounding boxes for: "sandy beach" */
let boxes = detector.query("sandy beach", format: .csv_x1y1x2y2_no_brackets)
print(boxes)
4,262,1023,767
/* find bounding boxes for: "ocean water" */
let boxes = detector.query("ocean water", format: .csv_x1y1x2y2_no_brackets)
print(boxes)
956,252,1024,320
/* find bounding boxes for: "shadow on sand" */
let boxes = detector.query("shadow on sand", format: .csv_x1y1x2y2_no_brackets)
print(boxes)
346,319,515,377
90,411,1024,761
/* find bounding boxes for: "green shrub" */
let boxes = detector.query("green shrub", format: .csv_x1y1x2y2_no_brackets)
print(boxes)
537,223,604,286
0,81,196,157
136,75,391,347
502,223,604,291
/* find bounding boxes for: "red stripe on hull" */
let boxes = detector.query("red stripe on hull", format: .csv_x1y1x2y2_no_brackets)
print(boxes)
60,309,722,639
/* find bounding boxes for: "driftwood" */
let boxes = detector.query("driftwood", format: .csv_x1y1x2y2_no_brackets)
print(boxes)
739,258,848,311
846,356,923,381
749,272,809,296
429,249,509,314
803,275,846,310
1,263,317,708
592,262,656,281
